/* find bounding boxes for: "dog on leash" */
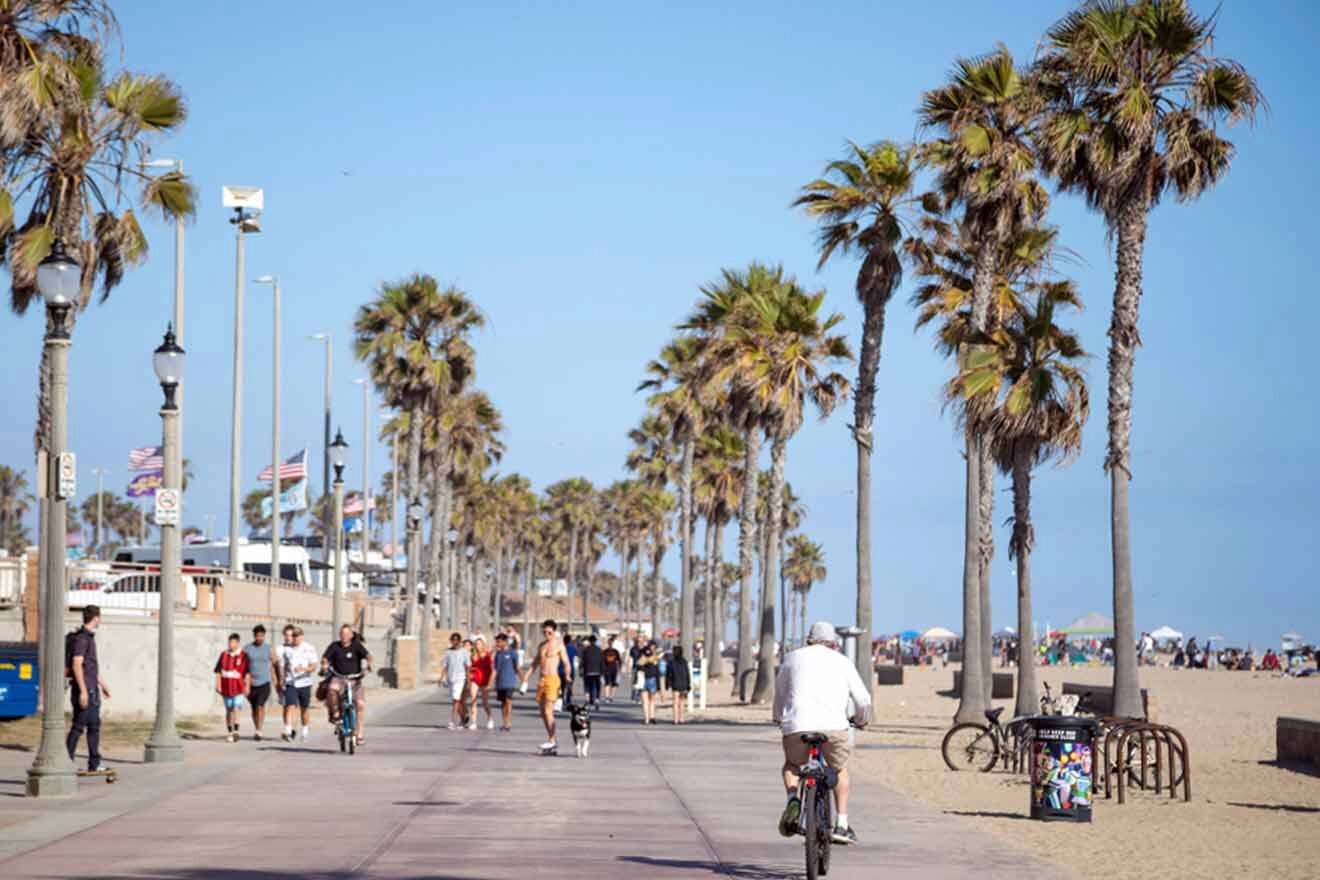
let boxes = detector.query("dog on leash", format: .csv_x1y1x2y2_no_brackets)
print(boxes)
568,703,592,758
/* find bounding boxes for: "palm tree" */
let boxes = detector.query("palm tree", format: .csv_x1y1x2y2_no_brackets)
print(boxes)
919,46,1048,722
354,275,483,636
794,139,926,686
707,275,853,703
0,465,32,555
1035,0,1262,720
951,267,1089,715
545,477,596,629
784,535,827,648
639,334,708,660
693,423,743,678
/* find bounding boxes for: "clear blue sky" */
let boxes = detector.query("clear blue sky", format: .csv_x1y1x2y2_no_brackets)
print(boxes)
3,1,1315,649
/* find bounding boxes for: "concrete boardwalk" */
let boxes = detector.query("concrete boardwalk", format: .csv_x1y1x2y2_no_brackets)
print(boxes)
0,690,1051,879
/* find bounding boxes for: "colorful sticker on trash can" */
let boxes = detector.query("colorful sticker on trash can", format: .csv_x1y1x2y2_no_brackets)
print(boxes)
1033,741,1092,811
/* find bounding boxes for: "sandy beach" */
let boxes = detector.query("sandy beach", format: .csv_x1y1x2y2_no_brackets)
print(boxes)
699,663,1320,878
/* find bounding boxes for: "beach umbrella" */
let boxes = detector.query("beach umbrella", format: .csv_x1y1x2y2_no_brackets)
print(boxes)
921,626,958,642
993,627,1017,639
899,629,920,641
1149,625,1183,642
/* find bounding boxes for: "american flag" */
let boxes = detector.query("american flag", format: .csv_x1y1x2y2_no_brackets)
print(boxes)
343,493,376,516
128,446,164,471
257,449,308,482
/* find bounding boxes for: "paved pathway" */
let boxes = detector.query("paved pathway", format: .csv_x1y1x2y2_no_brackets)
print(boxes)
0,690,1055,878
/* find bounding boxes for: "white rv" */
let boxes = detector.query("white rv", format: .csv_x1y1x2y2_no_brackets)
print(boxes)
112,540,313,585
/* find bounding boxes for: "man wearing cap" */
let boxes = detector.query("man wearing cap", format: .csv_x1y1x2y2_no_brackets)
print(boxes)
773,621,872,845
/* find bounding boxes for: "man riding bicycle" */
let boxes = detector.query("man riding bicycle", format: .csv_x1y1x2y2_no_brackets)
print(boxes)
772,621,872,845
322,625,372,746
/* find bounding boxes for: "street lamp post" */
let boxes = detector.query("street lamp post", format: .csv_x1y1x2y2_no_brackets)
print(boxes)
310,333,332,569
226,198,261,576
407,501,425,681
352,378,371,565
254,276,281,601
145,327,186,764
26,241,80,798
444,528,459,631
465,544,477,639
330,430,349,634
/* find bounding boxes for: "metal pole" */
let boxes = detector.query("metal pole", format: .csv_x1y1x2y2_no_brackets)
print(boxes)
390,428,399,585
360,381,370,565
270,279,281,604
144,399,183,763
173,161,185,467
227,221,245,576
407,519,421,682
27,327,75,796
322,338,332,569
332,477,344,634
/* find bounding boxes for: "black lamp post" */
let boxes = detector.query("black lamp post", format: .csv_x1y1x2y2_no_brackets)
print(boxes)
330,428,349,632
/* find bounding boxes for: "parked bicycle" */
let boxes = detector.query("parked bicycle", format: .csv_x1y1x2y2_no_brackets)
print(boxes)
941,706,1031,772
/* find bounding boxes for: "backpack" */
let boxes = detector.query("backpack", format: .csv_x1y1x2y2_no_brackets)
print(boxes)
64,629,79,681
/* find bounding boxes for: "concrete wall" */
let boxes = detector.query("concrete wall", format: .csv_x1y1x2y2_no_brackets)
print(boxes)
60,612,393,719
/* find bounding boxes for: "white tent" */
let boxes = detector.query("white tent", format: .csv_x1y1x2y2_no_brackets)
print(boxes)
921,626,958,642
1149,625,1183,642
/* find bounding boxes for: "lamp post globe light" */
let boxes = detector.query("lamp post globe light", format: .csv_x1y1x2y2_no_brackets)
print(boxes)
27,242,82,797
145,327,186,764
330,429,348,633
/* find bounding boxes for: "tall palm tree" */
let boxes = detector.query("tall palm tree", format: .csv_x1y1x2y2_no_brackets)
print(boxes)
639,334,708,660
794,139,926,687
355,275,484,638
709,277,852,703
783,534,827,648
1035,0,1262,719
919,46,1049,722
545,477,596,628
0,465,32,555
952,269,1089,715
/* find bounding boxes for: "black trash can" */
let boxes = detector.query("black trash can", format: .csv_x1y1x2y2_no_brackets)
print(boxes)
1028,715,1099,822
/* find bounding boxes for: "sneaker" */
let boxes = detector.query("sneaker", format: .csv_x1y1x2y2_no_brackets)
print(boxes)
466,721,477,731
831,825,857,845
281,730,293,743
254,732,263,742
778,797,801,837
301,726,310,742
486,719,495,731
446,721,457,731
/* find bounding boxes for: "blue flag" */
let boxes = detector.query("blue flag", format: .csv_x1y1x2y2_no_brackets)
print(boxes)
261,479,308,519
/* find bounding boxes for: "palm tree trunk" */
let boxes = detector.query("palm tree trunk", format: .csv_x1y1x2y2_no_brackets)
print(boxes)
1010,445,1038,717
618,545,629,632
426,465,444,634
799,587,808,649
751,434,786,702
702,515,718,679
978,442,994,707
1109,198,1147,719
735,429,761,692
583,554,595,633
778,527,788,662
633,542,645,636
522,549,534,649
678,439,695,660
853,273,887,685
650,544,665,639
567,524,579,630
406,407,424,635
955,435,988,723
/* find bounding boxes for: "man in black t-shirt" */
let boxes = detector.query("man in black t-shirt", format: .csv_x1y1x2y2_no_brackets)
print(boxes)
321,625,372,743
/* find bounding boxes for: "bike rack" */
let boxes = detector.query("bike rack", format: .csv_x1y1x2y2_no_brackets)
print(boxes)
1100,719,1191,804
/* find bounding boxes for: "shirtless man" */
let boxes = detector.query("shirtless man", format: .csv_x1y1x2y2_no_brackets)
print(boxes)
532,618,571,754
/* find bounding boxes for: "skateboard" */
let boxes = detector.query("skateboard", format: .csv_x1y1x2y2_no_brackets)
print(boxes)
77,768,117,784
538,744,558,756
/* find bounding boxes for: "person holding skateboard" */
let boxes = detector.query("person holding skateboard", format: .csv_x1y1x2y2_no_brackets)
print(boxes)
533,619,571,754
66,605,110,774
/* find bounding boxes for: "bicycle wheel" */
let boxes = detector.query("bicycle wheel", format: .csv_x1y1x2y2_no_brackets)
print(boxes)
942,723,999,772
803,784,821,880
815,785,832,876
337,729,346,753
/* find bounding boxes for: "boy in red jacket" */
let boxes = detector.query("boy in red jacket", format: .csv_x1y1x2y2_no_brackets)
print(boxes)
215,633,250,743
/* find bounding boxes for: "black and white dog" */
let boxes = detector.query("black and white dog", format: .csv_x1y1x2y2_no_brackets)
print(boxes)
568,703,592,758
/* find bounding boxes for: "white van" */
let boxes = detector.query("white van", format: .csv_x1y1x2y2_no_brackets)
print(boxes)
113,540,313,585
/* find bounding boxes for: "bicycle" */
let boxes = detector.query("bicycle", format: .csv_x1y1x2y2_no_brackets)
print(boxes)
329,672,364,755
794,732,837,880
941,706,1029,772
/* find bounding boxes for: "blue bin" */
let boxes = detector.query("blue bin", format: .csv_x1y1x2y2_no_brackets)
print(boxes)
0,641,39,719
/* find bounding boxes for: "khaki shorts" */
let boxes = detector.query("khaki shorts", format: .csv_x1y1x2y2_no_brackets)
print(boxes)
537,675,561,705
782,730,851,774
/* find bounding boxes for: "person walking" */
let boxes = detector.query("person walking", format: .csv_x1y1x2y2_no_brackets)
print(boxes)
559,628,578,709
278,626,318,743
638,643,660,724
66,605,110,772
214,632,250,743
629,633,644,702
441,632,471,731
601,638,622,703
243,624,277,741
579,634,604,707
468,636,495,731
666,645,692,725
493,632,520,731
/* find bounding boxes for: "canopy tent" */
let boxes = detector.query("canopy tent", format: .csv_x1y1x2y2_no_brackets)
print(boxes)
921,626,958,642
993,627,1017,639
898,630,920,642
1149,625,1183,642
1282,632,1305,650
1059,612,1114,636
